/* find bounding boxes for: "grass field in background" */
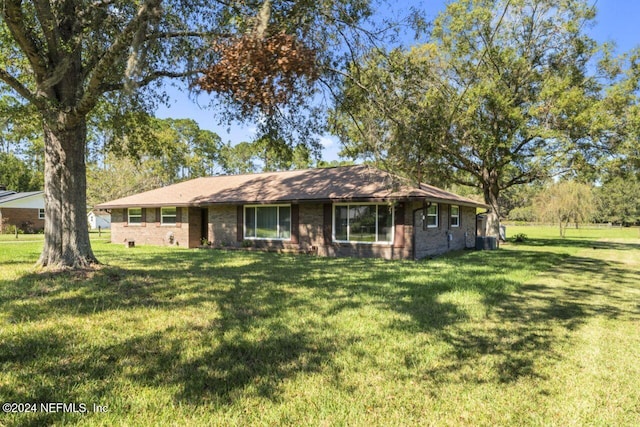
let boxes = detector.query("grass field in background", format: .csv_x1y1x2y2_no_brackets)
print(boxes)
0,227,638,425
505,223,640,240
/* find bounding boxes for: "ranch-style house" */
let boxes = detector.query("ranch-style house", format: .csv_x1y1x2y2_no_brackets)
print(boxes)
95,165,488,260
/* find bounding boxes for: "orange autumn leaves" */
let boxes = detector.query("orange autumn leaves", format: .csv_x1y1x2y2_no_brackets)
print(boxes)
197,32,318,113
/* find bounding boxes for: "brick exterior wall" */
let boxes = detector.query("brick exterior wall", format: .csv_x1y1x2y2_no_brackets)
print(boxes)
298,203,324,250
209,205,239,247
411,202,477,259
0,208,45,233
111,207,191,247
110,202,479,259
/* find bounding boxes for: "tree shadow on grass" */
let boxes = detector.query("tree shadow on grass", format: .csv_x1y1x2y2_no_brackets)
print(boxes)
419,249,640,385
1,240,638,417
0,251,347,418
512,236,640,251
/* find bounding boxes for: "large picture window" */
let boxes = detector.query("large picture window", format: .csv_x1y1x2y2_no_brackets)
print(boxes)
333,203,394,243
128,207,142,225
161,207,177,225
244,205,291,240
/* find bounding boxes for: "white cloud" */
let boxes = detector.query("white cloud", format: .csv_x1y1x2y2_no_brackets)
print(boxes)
319,135,336,148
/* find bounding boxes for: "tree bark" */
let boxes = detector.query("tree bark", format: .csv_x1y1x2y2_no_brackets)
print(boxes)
37,117,97,269
482,170,501,239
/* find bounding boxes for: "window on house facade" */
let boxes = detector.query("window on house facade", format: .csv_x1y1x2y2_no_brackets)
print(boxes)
244,205,291,239
451,205,460,227
38,209,45,220
333,203,394,243
426,203,438,228
128,207,142,225
161,207,177,225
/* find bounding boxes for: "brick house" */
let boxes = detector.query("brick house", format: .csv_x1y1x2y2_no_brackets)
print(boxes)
95,165,488,260
0,189,45,233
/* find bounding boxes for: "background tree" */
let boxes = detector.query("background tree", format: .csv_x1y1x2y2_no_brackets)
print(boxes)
594,175,640,226
219,142,261,175
534,181,594,237
141,118,223,184
587,46,640,225
0,152,41,191
332,0,618,238
0,0,383,269
250,137,313,172
217,138,313,174
501,182,545,222
86,155,164,209
0,94,44,189
331,46,451,187
85,117,224,207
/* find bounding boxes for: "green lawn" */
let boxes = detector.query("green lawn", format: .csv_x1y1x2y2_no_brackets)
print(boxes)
0,230,110,243
0,227,639,426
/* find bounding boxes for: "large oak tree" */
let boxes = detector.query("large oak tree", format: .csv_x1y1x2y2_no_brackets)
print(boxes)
332,0,617,237
0,0,379,268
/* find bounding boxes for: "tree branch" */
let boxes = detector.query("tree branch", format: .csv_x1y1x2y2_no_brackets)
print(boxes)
76,0,160,117
501,170,540,190
2,0,49,79
76,0,117,23
97,69,204,93
32,0,61,62
0,67,41,107
145,30,223,41
449,175,481,189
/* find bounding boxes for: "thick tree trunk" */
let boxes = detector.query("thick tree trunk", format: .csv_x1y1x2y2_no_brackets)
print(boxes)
37,118,98,269
482,173,501,239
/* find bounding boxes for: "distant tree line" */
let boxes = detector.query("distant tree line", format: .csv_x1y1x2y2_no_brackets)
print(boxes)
502,177,640,229
2,111,353,207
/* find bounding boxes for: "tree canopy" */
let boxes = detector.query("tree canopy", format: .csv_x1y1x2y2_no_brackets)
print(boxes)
331,0,637,237
534,180,594,236
0,0,388,268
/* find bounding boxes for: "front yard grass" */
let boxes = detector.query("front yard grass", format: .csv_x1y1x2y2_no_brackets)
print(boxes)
0,227,639,426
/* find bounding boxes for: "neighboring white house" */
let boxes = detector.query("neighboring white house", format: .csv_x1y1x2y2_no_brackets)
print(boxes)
0,190,45,233
87,211,111,229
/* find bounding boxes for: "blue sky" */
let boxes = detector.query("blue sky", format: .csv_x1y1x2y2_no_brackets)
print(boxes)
155,0,640,162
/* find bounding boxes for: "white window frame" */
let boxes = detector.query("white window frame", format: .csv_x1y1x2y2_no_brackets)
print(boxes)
332,203,395,244
128,207,142,225
244,204,292,240
426,203,439,228
161,207,177,225
450,205,460,228
38,208,45,220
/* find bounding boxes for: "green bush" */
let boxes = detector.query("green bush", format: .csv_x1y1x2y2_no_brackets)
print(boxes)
1,224,23,235
512,233,528,243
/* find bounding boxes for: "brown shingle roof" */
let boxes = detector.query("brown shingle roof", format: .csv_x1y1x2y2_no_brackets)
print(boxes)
95,165,488,209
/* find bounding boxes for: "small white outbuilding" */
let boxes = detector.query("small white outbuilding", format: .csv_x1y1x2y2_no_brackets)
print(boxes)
87,211,111,230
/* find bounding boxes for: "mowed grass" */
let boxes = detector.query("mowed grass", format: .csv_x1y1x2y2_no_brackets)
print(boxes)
0,227,639,426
